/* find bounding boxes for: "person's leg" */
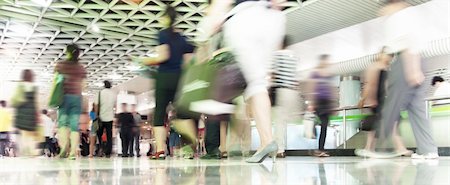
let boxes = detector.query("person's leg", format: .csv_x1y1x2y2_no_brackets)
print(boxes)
204,120,221,155
57,96,71,158
219,121,227,155
89,135,96,157
392,123,409,153
68,95,82,160
364,131,376,151
135,131,140,156
96,123,104,155
120,131,127,156
153,74,172,155
128,130,135,157
318,113,329,151
105,122,113,156
407,87,438,155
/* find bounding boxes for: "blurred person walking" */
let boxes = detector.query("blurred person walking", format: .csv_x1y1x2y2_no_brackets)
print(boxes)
204,0,286,163
271,35,299,158
0,100,13,157
375,0,438,159
431,76,450,105
41,109,57,157
55,44,87,160
308,55,334,157
131,104,142,157
88,105,97,158
117,103,135,157
131,5,194,159
356,48,412,157
11,69,39,156
94,80,116,158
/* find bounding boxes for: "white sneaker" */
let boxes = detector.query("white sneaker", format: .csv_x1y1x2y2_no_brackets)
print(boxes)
411,153,439,159
190,100,235,115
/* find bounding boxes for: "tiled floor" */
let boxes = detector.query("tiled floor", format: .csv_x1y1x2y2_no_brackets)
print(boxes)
0,156,449,185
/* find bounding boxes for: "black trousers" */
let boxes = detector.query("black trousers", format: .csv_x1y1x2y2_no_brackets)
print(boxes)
133,130,140,155
315,99,332,151
205,120,221,154
44,136,57,155
154,72,180,126
97,121,113,155
121,129,133,156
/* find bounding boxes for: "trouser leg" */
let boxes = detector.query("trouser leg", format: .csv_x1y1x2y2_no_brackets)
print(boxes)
205,120,220,154
407,86,438,154
318,114,329,151
105,122,113,155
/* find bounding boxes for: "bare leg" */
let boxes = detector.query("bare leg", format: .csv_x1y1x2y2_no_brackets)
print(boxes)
153,127,167,153
219,121,228,153
89,135,96,158
364,131,376,151
392,125,408,152
249,92,273,150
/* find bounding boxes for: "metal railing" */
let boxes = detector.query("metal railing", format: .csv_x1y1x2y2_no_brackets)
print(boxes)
298,95,450,149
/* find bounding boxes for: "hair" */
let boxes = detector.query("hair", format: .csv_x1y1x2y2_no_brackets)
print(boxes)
0,100,6,108
66,44,80,63
121,103,127,106
319,54,330,61
104,80,112,89
282,35,291,49
432,76,444,86
42,109,48,115
21,69,34,82
164,5,177,38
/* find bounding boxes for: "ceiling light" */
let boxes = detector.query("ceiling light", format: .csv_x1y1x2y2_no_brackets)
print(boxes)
31,0,52,7
91,24,100,33
126,65,142,71
109,73,122,80
9,24,33,37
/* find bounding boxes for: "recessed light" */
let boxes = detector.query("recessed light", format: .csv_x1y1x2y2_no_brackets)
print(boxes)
91,24,100,33
31,0,52,7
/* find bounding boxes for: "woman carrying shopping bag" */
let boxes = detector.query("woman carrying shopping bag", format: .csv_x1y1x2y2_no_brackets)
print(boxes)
131,5,195,159
54,44,87,160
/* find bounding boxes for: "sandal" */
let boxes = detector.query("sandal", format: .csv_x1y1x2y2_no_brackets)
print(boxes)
150,151,166,160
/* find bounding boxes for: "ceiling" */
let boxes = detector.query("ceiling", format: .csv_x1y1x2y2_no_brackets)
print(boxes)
0,0,300,97
287,0,431,43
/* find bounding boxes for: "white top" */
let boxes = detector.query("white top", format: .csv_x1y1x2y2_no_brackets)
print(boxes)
41,114,55,137
433,82,450,105
95,89,116,122
272,50,298,89
383,6,424,54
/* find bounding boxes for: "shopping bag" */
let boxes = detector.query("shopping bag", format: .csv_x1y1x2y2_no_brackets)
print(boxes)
175,60,218,118
210,52,246,104
303,112,318,139
48,73,65,108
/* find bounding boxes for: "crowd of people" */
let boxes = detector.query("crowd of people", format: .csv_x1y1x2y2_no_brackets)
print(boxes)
0,0,448,163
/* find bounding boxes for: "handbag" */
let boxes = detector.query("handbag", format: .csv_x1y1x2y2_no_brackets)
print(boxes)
303,112,318,139
175,59,218,118
48,73,65,108
92,91,101,133
11,84,25,108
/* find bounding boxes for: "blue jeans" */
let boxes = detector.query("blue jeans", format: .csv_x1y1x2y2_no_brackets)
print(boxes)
58,95,82,132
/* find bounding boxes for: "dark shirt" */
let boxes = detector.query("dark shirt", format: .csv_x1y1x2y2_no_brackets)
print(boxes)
311,72,333,100
118,112,135,130
157,29,194,73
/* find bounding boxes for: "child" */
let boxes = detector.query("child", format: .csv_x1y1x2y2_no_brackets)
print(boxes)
118,103,135,157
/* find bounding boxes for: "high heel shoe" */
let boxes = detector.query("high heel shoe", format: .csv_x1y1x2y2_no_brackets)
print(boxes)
150,151,166,160
246,141,278,163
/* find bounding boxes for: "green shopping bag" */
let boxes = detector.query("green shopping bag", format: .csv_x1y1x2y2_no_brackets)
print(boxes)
48,73,65,108
175,60,219,118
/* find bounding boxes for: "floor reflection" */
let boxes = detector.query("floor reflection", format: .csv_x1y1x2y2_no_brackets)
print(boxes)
0,157,448,185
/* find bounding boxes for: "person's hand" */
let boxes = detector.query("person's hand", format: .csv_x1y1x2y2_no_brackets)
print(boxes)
406,71,425,87
357,99,365,109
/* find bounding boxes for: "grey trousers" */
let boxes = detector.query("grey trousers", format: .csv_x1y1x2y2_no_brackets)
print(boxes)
379,55,437,154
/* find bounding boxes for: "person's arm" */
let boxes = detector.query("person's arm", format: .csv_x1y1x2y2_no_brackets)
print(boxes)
360,66,380,107
402,51,424,87
132,44,170,66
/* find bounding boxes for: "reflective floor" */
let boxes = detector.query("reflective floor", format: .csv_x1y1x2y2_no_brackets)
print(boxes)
0,156,449,185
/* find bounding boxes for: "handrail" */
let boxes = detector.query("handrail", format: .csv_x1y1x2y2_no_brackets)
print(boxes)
424,95,450,101
296,95,450,149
